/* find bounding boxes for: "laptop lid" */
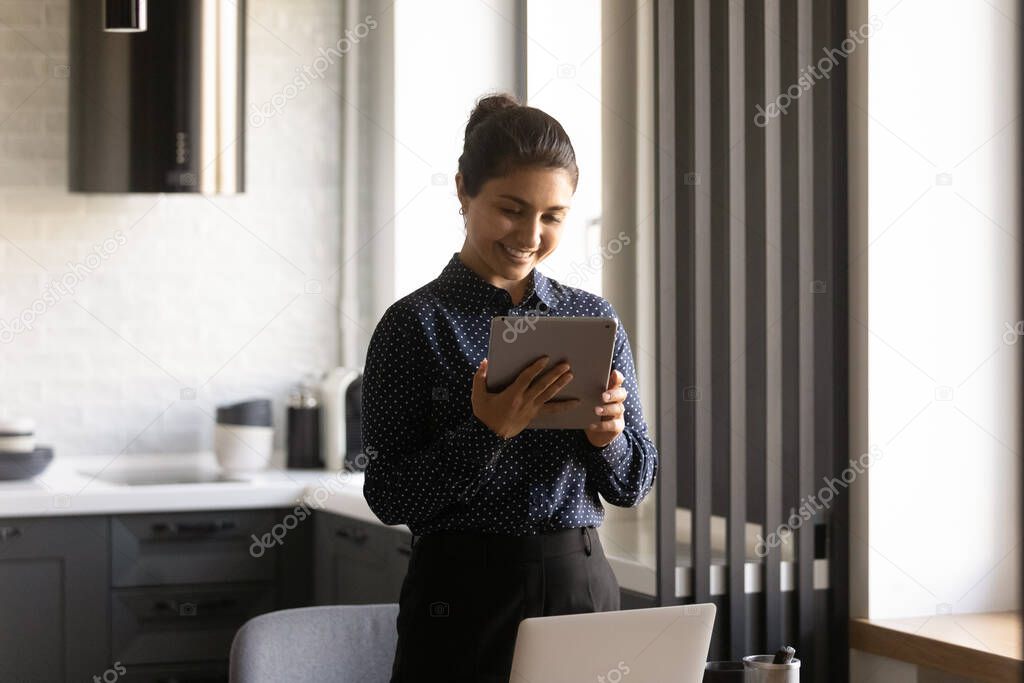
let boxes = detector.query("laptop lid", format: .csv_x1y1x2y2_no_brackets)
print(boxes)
509,603,716,682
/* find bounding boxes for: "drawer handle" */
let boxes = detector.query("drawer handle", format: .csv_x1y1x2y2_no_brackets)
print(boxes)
0,526,21,541
151,519,237,536
335,527,369,543
151,597,238,616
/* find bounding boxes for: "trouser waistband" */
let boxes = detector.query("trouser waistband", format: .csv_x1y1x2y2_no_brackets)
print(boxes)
412,526,599,561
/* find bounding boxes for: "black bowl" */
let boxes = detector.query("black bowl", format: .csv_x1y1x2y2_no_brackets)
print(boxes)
0,447,54,481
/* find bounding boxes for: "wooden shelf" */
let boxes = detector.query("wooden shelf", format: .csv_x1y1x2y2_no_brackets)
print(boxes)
850,612,1023,683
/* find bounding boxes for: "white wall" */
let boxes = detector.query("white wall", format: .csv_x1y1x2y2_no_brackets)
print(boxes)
853,0,1020,620
0,0,345,457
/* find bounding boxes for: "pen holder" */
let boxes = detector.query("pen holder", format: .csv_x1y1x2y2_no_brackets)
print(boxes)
743,655,800,682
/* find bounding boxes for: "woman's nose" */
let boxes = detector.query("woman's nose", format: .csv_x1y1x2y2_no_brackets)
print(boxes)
523,217,544,244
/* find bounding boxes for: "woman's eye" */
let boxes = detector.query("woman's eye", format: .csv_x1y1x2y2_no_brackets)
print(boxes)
501,207,519,216
545,215,563,224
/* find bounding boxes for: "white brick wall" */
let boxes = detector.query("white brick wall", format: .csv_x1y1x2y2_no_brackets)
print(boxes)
0,0,347,458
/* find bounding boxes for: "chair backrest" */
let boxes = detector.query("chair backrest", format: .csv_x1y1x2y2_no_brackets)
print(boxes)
229,603,399,683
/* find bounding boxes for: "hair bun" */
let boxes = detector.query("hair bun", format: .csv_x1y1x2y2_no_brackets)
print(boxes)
457,91,578,198
465,92,520,139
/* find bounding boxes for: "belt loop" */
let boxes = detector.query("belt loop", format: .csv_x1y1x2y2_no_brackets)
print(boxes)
582,527,592,556
410,534,418,549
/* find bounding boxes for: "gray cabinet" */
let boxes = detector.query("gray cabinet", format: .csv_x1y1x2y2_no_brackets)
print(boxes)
0,508,313,682
0,516,111,683
313,513,411,605
108,509,310,674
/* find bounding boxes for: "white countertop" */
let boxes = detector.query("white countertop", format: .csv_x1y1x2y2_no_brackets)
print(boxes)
0,452,368,520
0,452,825,597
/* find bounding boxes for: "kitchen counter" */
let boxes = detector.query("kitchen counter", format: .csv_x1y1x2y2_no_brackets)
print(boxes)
0,452,826,598
0,452,350,519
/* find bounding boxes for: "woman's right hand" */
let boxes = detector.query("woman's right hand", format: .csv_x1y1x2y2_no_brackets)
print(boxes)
471,356,579,440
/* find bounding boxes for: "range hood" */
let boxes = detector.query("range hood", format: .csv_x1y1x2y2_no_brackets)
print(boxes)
69,0,245,193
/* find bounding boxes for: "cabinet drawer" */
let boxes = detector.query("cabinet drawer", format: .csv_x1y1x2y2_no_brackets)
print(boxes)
112,583,277,665
118,660,228,682
111,510,279,587
313,513,411,605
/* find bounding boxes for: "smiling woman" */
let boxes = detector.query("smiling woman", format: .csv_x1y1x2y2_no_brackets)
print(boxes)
454,94,579,306
361,93,659,683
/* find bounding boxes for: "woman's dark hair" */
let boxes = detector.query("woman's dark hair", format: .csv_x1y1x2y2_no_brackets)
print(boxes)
457,92,579,198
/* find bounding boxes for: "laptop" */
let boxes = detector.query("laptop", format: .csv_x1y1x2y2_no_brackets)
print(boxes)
509,603,716,682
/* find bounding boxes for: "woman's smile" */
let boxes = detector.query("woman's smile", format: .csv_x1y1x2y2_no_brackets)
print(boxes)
498,241,537,264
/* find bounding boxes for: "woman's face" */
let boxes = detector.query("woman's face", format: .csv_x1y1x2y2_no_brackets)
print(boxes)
457,165,574,288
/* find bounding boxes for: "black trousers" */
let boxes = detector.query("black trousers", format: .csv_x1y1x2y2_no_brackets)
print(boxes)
389,525,621,683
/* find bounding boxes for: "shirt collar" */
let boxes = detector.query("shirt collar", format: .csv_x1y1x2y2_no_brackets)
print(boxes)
435,251,555,310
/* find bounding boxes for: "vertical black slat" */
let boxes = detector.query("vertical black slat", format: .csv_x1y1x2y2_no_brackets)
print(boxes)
779,0,801,560
725,0,748,661
762,0,784,652
674,0,698,604
691,0,713,606
744,0,769,653
710,0,736,647
827,0,850,679
810,3,835,681
708,0,733,565
655,0,680,608
795,0,817,674
780,0,803,650
708,0,731,583
709,0,732,535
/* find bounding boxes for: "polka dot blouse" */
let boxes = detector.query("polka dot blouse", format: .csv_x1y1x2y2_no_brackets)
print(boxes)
361,251,659,536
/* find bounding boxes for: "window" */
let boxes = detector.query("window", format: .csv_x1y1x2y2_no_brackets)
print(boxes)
524,0,604,296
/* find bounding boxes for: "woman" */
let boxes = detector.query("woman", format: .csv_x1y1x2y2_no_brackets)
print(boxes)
361,92,659,683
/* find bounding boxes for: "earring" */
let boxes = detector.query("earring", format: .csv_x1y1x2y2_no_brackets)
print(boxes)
458,207,465,215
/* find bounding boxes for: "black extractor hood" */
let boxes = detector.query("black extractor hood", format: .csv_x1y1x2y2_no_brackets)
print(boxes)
69,0,245,193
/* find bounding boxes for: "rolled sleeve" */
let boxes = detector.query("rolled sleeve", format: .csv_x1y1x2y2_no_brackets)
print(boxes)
581,307,659,508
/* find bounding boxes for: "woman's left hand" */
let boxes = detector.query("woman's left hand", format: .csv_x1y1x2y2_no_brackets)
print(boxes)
584,368,627,448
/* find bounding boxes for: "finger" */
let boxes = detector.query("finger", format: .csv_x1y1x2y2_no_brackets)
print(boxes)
539,398,581,414
511,356,551,393
606,368,623,390
599,386,628,403
586,417,625,432
535,368,574,404
525,362,572,403
472,357,489,397
594,402,624,418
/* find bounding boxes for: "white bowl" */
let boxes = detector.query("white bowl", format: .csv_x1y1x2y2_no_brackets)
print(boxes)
0,435,36,454
214,424,273,473
0,417,36,454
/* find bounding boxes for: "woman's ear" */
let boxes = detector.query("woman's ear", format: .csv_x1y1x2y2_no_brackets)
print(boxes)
454,172,469,215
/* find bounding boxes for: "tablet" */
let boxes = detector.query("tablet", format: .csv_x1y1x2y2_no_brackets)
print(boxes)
485,315,617,430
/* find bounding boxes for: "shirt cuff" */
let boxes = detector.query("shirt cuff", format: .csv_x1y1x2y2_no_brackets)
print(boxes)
467,412,507,448
580,430,630,463
452,413,509,501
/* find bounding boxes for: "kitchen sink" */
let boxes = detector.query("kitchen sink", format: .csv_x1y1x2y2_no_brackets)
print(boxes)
77,468,249,486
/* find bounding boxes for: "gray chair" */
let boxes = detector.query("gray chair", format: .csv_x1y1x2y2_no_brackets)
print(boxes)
229,603,400,683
